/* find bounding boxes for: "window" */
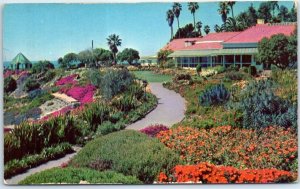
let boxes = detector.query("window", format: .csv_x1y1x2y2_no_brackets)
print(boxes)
242,55,251,63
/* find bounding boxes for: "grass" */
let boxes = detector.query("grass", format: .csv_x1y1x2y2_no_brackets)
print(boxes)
131,71,172,83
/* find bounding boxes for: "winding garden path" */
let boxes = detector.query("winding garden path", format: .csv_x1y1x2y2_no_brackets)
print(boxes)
5,83,186,184
126,83,186,130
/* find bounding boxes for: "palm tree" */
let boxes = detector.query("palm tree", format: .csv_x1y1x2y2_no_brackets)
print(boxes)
196,21,202,36
173,3,182,38
106,34,122,64
228,1,236,18
188,2,199,29
204,25,210,35
225,17,243,32
218,2,230,23
166,9,175,40
214,24,222,33
269,1,279,17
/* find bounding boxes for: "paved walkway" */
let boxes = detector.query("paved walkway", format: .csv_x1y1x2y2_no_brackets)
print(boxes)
126,83,186,130
5,147,81,185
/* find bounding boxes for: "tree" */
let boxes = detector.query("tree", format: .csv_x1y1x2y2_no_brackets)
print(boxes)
195,21,202,37
188,2,199,29
225,17,244,32
257,34,292,70
287,28,297,67
278,5,289,22
117,48,140,65
93,48,113,66
269,1,279,18
247,3,258,26
58,57,67,69
157,49,173,68
173,23,198,39
78,49,94,67
172,3,182,38
107,34,122,64
218,2,230,23
288,3,297,22
166,9,175,40
63,53,78,69
214,24,222,33
258,2,272,23
32,60,54,74
228,1,236,18
204,25,210,35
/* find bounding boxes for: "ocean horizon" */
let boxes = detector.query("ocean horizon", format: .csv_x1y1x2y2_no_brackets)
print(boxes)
3,60,60,69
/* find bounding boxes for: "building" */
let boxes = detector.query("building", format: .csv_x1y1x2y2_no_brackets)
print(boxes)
10,53,32,70
139,55,158,66
163,22,296,70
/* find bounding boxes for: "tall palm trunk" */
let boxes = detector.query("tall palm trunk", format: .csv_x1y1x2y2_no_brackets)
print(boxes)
177,18,180,38
230,5,234,18
193,13,196,30
171,26,173,40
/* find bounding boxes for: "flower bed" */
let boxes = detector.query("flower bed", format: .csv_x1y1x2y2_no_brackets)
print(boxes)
157,162,296,183
55,74,78,86
156,126,297,172
39,106,73,122
140,124,169,137
65,84,96,104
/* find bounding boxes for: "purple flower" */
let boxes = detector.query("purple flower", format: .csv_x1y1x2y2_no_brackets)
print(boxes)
140,124,169,137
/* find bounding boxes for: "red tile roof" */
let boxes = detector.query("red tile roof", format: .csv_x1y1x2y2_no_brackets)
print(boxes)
162,32,240,51
224,23,296,44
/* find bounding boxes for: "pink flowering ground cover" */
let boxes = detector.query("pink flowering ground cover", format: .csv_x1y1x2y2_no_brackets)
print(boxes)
140,124,169,137
66,84,96,104
55,74,78,86
38,106,73,122
4,70,29,78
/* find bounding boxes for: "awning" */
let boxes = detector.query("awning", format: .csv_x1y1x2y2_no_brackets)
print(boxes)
168,48,258,58
168,50,219,57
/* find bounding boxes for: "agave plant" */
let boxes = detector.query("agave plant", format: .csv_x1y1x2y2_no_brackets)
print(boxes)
199,84,230,106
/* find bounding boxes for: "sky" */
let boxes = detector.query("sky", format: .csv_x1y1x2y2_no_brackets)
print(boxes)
3,1,295,61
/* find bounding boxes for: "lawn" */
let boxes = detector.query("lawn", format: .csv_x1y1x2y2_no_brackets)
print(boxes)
131,71,172,83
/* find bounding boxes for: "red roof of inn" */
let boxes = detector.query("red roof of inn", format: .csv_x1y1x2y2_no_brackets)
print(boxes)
224,23,296,44
162,32,240,51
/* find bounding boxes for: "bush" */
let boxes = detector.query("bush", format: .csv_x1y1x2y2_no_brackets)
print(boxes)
140,124,169,137
5,143,73,179
157,126,297,172
96,121,125,135
226,65,239,72
4,76,17,93
97,68,134,99
42,70,56,82
24,77,40,92
31,60,54,74
173,73,192,82
224,71,245,81
69,130,180,183
199,84,230,106
158,162,296,183
19,167,142,184
112,93,139,112
240,67,249,73
4,116,80,163
249,66,257,76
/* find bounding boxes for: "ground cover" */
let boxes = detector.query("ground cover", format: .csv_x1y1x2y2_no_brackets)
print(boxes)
19,167,142,184
131,71,172,82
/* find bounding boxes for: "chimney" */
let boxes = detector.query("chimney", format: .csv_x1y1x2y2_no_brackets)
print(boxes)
257,19,265,25
184,40,195,47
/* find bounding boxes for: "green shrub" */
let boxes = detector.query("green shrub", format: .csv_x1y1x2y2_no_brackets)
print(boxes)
249,66,257,76
24,77,40,92
224,71,245,81
19,167,142,184
4,116,79,163
78,102,111,132
31,60,54,74
199,84,230,106
196,64,202,75
240,67,249,73
5,143,73,179
96,121,125,135
112,93,138,112
214,65,226,74
42,70,56,82
4,76,17,93
226,65,239,71
69,130,180,183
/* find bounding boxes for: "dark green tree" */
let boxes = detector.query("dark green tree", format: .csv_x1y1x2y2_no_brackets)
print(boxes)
214,24,222,33
172,3,182,38
258,2,272,23
188,2,199,29
117,48,140,65
63,53,78,68
57,57,67,68
257,34,292,69
288,3,297,22
78,49,94,67
157,49,173,68
166,9,175,40
228,1,236,18
93,48,113,66
196,21,202,36
269,1,279,18
204,25,210,35
218,2,230,23
107,34,122,64
278,5,289,22
32,60,54,74
287,28,297,67
173,23,198,39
